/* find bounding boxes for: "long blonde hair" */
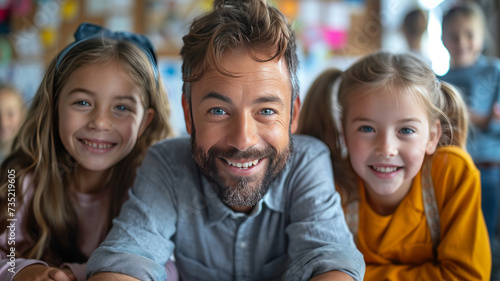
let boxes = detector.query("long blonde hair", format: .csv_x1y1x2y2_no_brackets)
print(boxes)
297,51,468,205
0,37,172,264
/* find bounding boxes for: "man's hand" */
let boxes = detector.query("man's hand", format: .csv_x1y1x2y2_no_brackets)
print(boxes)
88,272,140,281
13,264,76,281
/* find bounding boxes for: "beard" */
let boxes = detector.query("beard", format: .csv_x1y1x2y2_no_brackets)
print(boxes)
191,130,293,208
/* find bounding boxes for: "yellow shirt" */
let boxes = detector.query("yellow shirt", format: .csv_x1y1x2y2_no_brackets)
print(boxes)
356,146,491,280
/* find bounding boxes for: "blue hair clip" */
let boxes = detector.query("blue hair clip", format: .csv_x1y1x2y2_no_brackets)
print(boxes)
55,22,159,83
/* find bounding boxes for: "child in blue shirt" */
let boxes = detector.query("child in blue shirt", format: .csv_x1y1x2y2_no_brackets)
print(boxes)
440,2,500,278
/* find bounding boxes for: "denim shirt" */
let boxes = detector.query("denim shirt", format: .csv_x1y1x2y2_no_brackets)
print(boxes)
86,135,365,281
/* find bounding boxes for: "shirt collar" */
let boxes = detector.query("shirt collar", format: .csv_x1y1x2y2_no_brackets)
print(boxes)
200,164,288,226
200,175,231,226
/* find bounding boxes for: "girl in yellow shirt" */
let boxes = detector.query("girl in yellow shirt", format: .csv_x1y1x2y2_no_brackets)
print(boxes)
297,51,491,280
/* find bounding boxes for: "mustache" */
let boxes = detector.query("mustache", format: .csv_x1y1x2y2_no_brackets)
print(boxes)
206,145,276,160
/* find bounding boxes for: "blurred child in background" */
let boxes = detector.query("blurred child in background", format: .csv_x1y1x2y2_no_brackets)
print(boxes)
440,5,500,274
402,8,431,66
0,84,24,163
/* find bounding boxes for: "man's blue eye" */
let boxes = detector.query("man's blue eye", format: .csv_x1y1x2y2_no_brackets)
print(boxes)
261,109,275,115
210,108,226,115
359,126,374,133
400,128,415,135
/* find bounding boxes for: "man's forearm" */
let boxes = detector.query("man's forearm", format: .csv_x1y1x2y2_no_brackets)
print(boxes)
88,272,140,281
310,270,356,281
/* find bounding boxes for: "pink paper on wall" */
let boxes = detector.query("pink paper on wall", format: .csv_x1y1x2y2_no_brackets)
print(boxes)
12,0,31,16
0,0,10,22
322,28,348,49
0,9,8,22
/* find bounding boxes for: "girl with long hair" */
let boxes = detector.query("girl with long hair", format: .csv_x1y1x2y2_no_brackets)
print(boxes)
0,23,174,281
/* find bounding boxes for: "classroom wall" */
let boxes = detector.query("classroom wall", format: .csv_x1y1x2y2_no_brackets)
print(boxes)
0,0,498,136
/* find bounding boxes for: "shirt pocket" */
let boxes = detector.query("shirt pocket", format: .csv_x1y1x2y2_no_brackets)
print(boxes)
261,254,289,280
176,252,219,280
401,242,434,264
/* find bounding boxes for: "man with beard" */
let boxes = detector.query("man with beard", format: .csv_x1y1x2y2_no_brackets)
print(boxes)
87,1,364,280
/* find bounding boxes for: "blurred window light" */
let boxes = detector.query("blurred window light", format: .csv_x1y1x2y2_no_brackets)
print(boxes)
426,7,450,75
419,0,445,10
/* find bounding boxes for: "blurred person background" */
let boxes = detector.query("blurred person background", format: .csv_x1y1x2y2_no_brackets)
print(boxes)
0,0,498,134
0,84,24,164
439,2,500,279
401,7,431,65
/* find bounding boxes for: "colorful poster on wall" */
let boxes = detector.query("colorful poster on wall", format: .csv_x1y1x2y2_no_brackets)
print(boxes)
106,15,133,32
40,26,57,48
61,0,79,22
297,0,350,52
277,0,299,19
0,36,12,65
145,0,207,56
86,0,106,17
13,0,31,17
11,28,43,57
0,0,13,34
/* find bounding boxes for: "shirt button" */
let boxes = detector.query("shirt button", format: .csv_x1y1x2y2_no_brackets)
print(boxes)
240,242,247,249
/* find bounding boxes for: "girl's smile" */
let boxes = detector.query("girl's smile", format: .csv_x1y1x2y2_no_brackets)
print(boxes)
344,87,440,207
369,165,403,179
79,139,117,152
58,61,153,174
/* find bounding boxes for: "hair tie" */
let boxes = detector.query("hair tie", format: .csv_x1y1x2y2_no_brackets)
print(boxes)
55,22,159,83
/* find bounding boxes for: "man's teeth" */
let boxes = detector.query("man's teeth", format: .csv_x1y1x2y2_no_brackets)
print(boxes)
226,159,259,169
372,166,398,173
83,140,113,149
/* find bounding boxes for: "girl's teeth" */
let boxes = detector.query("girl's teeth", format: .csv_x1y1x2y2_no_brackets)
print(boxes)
373,166,398,173
226,159,259,169
83,140,113,149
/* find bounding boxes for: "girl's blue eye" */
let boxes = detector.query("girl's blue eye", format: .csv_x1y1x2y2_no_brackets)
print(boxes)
260,108,275,115
76,101,90,106
209,108,227,115
400,127,415,135
359,126,374,133
115,105,130,111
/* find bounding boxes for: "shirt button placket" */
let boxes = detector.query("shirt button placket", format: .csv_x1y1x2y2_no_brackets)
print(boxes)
235,220,250,281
